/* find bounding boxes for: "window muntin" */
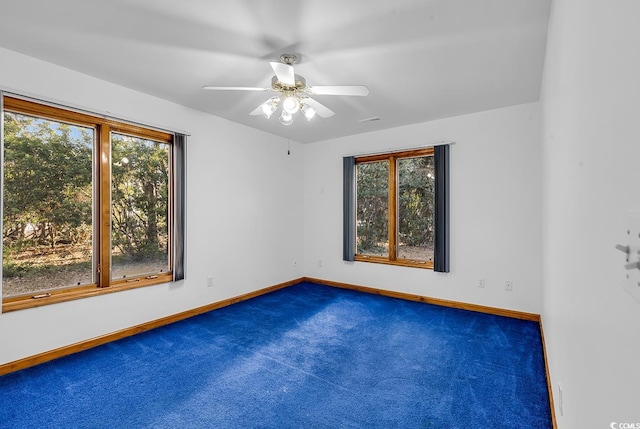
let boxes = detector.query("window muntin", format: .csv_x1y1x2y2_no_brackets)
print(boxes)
354,148,435,268
2,96,175,311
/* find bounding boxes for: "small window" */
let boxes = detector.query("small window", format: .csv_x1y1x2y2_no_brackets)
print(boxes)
2,96,183,312
344,146,449,271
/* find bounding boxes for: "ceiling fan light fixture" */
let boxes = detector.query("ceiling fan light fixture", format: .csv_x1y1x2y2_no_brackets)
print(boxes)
282,96,300,114
260,96,280,119
279,110,293,126
260,104,275,119
204,53,368,126
301,104,316,121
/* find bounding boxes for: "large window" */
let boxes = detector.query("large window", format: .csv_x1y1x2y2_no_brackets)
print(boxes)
344,146,450,271
1,96,183,312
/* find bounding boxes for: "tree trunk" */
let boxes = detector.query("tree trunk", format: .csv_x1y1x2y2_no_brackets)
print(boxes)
144,181,158,252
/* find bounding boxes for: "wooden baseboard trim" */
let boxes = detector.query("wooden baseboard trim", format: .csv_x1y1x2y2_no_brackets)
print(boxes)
539,319,558,429
1,276,542,378
303,277,541,322
0,277,303,376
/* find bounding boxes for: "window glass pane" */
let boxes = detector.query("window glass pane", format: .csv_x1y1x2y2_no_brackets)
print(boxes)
111,133,170,279
356,161,389,257
2,112,94,297
397,156,435,262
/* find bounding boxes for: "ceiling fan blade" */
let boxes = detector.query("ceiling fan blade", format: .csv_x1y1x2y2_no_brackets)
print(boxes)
202,86,268,91
301,97,335,118
308,85,369,96
249,105,265,116
270,62,295,86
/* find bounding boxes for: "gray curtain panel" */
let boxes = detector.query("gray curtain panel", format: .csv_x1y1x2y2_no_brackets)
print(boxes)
343,156,356,261
173,133,186,281
434,144,450,273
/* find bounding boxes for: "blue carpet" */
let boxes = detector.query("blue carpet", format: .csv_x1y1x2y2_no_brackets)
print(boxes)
0,282,551,428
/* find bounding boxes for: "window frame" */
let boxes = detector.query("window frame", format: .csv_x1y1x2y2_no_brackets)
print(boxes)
353,147,435,269
2,96,175,312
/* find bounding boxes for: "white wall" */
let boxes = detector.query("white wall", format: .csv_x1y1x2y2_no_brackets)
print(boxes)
303,103,543,314
0,47,305,365
541,0,640,427
6,3,640,425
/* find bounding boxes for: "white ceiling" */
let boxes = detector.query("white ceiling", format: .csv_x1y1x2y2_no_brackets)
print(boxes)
0,0,551,144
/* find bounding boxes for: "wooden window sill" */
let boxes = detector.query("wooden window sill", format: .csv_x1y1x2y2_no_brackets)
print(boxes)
2,272,173,313
354,255,434,270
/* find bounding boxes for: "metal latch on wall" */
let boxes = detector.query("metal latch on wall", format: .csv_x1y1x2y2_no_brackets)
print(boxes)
615,244,640,270
616,212,640,303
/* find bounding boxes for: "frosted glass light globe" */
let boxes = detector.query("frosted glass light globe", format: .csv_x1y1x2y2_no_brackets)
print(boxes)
279,111,293,126
282,96,300,114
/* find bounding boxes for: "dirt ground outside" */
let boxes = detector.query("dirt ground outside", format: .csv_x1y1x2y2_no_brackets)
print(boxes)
359,244,434,262
398,245,434,262
2,244,167,298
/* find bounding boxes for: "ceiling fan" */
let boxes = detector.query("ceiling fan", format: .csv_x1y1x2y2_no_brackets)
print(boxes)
202,54,369,126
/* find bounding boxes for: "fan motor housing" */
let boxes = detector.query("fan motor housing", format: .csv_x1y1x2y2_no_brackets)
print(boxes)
271,75,307,94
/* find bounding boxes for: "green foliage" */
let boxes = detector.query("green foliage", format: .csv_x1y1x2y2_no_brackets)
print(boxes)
356,156,435,255
3,113,170,283
398,156,435,247
111,134,169,261
2,261,29,278
356,161,389,253
3,112,93,248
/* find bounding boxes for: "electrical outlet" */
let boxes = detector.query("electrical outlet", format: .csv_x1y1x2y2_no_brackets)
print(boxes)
292,260,297,267
478,278,485,288
317,259,323,267
505,280,513,291
206,276,214,287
